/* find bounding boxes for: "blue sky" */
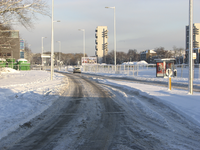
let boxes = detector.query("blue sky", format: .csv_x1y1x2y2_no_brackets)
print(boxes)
15,0,200,56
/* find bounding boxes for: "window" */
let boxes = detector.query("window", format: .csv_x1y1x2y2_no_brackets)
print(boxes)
7,53,11,56
11,31,19,38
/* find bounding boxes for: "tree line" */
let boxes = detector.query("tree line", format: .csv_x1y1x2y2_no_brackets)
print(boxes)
30,46,185,66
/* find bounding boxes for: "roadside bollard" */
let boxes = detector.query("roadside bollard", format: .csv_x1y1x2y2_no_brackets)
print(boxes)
169,77,171,91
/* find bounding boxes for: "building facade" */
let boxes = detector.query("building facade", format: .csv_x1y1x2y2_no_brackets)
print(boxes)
0,30,20,61
185,23,200,64
140,49,157,63
186,23,200,50
185,48,200,64
95,26,108,63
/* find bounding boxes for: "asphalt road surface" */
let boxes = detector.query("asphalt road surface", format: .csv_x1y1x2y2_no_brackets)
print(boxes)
0,73,200,150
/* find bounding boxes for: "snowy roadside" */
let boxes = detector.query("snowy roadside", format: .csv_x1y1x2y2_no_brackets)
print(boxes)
83,68,200,85
0,69,68,140
92,77,200,126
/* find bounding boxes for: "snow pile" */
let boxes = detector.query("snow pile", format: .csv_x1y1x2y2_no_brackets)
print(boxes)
16,58,28,62
0,58,6,61
0,70,67,140
122,60,148,65
0,67,19,73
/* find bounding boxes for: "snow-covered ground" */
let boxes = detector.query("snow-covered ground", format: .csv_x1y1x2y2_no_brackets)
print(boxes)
0,67,200,141
0,68,67,140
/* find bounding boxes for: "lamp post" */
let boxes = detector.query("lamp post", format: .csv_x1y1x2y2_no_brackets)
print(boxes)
78,29,85,71
42,37,47,66
50,0,60,80
188,0,193,94
50,0,54,80
105,6,116,72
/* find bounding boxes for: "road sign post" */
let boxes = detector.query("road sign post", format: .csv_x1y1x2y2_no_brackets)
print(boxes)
166,68,172,91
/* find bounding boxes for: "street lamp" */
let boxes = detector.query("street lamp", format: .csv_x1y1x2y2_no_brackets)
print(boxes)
42,37,47,66
56,41,61,70
50,0,60,80
188,0,193,94
105,6,116,72
78,29,85,71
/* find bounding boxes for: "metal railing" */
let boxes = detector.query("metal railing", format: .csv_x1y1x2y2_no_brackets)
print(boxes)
1,64,200,79
75,64,157,77
174,64,200,79
63,64,200,79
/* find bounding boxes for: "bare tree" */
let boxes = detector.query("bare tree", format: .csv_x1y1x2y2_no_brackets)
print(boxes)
155,47,173,59
24,42,32,62
127,49,140,61
173,46,185,64
0,0,49,29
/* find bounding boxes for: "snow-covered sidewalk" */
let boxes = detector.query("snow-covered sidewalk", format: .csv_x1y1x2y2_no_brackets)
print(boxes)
0,69,67,140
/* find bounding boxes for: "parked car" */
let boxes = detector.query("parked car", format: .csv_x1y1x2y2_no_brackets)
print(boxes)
73,67,81,73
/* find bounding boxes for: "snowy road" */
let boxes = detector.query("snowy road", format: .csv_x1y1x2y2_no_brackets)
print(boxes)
0,72,200,150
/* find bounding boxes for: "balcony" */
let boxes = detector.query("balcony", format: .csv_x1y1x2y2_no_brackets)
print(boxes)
95,46,98,50
194,28,199,35
194,41,199,48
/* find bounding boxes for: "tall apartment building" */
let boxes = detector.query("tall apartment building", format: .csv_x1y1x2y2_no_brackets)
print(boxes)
186,23,200,49
185,23,200,64
95,26,108,63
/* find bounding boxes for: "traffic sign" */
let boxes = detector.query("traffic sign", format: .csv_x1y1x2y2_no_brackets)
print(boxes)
166,68,173,76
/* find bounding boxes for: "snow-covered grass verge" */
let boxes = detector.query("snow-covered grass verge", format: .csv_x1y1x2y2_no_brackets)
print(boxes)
0,69,67,140
92,77,200,126
83,67,200,85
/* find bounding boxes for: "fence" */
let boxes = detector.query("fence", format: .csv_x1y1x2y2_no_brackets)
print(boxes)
80,64,200,79
174,64,200,79
83,64,157,77
1,64,200,79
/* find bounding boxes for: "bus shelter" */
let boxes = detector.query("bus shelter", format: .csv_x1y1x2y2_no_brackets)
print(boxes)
155,58,175,77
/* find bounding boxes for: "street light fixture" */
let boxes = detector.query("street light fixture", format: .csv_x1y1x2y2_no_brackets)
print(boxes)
105,6,116,72
78,29,85,71
42,37,47,66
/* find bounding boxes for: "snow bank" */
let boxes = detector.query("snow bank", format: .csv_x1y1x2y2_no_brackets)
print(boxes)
122,60,148,65
0,70,67,140
96,78,200,125
0,67,19,73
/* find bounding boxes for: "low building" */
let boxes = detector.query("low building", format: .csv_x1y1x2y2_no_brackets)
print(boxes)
140,49,157,63
0,30,20,61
